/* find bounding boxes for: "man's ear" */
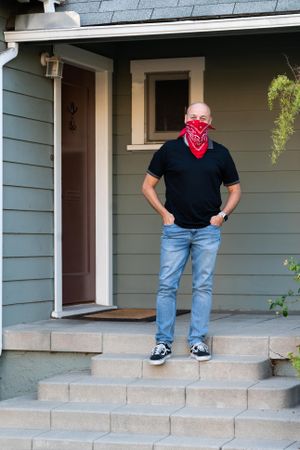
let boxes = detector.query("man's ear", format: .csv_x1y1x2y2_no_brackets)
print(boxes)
184,114,188,124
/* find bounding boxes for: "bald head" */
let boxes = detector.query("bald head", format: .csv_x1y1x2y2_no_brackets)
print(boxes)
185,102,212,125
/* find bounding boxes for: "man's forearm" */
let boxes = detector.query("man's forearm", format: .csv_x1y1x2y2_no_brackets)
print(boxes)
222,185,241,215
142,183,175,225
142,185,168,217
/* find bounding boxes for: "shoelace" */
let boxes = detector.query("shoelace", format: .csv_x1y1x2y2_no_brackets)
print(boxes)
152,343,167,355
191,342,208,352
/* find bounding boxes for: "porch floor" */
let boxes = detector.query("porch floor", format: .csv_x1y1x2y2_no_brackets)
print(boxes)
2,312,300,364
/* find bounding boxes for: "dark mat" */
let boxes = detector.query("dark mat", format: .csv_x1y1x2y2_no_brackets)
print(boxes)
67,308,190,322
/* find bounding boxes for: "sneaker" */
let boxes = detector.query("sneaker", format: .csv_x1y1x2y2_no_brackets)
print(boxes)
149,342,172,365
190,342,211,361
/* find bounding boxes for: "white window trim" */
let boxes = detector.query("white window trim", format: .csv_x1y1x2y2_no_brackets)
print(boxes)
127,57,205,151
51,44,114,318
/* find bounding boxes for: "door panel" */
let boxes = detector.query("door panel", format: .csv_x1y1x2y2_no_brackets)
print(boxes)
62,64,95,305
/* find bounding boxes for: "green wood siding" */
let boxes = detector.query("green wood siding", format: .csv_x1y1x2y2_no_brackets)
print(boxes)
3,43,54,326
112,36,300,312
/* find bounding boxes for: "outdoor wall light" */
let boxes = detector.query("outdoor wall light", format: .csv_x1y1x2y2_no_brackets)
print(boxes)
40,52,64,79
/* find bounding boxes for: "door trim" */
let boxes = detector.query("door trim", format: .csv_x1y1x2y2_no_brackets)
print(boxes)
52,44,113,318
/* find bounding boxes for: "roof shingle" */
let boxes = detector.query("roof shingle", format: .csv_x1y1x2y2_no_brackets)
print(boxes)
56,0,300,26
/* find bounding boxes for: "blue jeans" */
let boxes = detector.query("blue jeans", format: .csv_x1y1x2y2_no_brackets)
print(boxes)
155,223,221,347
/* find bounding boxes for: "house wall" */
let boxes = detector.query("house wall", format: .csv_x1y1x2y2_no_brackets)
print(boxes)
2,30,54,325
112,34,300,312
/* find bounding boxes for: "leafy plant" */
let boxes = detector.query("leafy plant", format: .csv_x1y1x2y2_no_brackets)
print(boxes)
268,257,300,377
288,347,300,377
268,257,300,316
268,56,300,164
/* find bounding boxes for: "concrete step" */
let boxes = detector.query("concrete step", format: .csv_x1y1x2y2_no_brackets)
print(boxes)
91,353,272,381
235,408,300,440
39,372,300,410
0,397,62,429
127,378,189,406
91,354,200,379
0,429,297,450
248,377,300,409
154,436,235,449
170,406,243,438
186,380,253,409
111,404,182,434
212,336,269,357
38,373,135,404
222,438,298,449
32,430,106,450
51,402,123,432
38,371,91,402
0,428,48,450
187,377,300,409
199,355,272,381
93,432,168,450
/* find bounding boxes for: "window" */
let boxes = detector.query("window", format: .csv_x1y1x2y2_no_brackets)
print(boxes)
147,72,189,141
127,57,205,151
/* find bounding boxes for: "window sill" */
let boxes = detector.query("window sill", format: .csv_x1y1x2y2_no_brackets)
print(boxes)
126,144,162,152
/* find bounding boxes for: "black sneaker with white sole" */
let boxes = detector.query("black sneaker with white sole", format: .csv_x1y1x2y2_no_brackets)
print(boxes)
190,342,211,361
149,342,172,365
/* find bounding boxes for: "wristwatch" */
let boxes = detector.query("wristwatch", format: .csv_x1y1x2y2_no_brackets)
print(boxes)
218,211,228,221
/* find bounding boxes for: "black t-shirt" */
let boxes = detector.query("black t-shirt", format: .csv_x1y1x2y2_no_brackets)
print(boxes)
147,137,240,228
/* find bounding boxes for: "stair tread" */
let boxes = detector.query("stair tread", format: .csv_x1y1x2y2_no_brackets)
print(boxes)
154,435,235,449
222,437,297,449
38,371,90,385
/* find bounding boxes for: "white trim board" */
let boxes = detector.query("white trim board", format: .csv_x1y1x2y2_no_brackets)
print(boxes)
5,14,300,43
52,44,113,319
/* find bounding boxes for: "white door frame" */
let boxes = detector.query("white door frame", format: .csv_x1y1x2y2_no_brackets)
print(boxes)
51,44,114,318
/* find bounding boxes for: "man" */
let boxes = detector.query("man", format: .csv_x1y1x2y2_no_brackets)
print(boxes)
142,102,241,365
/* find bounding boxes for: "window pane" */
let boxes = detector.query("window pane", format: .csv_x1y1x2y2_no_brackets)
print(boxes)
155,79,189,132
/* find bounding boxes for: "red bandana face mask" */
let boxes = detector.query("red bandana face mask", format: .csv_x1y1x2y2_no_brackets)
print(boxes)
178,120,214,159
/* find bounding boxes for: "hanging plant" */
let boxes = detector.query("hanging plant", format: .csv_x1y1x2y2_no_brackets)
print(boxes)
268,56,300,164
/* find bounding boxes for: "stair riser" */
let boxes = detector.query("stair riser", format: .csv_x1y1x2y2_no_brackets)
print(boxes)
103,334,272,357
171,416,234,439
235,418,300,440
212,336,269,357
51,410,110,432
91,358,143,378
69,385,127,404
127,386,186,406
92,357,271,381
0,437,35,450
38,384,69,402
248,386,300,409
91,358,200,380
111,412,170,435
0,410,50,429
200,360,272,381
186,388,247,409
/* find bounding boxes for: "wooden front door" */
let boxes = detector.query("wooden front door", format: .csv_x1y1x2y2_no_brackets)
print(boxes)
62,64,95,305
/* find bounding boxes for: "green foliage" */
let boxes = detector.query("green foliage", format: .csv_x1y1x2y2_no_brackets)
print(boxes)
288,347,300,378
268,257,300,316
268,257,300,377
268,73,300,164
